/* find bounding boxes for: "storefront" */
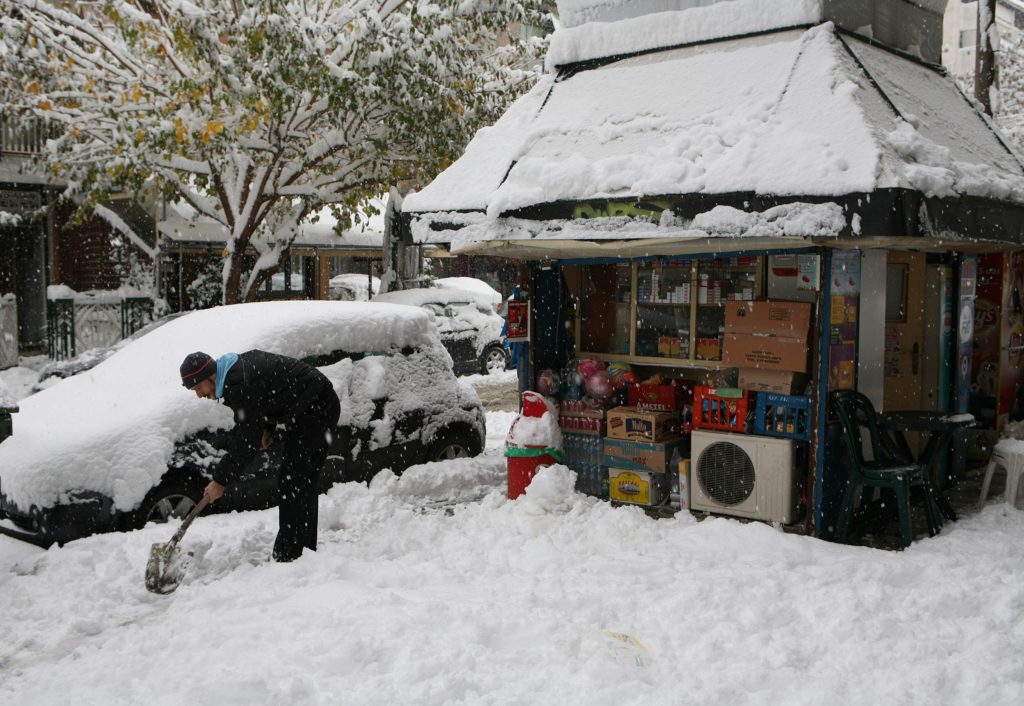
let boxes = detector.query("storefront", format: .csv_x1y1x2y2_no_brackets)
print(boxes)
399,3,1024,544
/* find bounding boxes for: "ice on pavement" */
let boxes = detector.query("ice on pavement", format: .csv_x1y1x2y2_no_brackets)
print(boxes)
2,411,1023,705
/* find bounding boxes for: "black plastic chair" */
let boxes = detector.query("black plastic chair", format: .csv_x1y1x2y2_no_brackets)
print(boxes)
830,391,941,548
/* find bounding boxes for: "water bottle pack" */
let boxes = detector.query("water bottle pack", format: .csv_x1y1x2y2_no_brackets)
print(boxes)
562,432,607,497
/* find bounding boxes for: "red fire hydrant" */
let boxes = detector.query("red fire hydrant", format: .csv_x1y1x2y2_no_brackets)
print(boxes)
505,391,563,499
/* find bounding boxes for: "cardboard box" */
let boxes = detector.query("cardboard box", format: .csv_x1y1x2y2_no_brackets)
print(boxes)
725,300,812,338
696,338,721,360
738,368,808,395
723,334,809,373
602,437,689,474
606,406,679,442
608,468,669,507
627,381,694,412
678,459,691,511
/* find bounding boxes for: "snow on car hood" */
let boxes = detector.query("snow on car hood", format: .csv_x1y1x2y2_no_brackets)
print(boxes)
0,301,435,512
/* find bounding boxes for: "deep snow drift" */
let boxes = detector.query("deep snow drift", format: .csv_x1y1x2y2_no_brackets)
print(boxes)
2,410,1023,705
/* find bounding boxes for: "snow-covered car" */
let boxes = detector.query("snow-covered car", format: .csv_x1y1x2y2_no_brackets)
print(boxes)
329,273,381,301
0,301,486,545
432,277,503,313
372,287,509,376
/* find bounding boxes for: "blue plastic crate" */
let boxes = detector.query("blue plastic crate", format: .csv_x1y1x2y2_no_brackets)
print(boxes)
754,393,811,441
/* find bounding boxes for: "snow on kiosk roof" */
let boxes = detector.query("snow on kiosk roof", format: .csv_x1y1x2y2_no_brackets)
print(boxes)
403,0,1024,254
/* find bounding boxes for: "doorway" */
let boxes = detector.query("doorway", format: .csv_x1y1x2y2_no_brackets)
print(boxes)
883,252,926,412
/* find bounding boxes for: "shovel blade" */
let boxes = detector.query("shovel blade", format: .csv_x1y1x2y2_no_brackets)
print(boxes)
145,541,185,595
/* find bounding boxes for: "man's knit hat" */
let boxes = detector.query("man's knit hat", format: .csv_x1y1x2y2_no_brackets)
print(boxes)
180,352,215,389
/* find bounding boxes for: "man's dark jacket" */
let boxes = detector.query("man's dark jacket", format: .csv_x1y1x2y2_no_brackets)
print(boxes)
212,350,337,485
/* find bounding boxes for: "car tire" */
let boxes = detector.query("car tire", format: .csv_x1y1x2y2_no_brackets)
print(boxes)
428,427,482,462
123,476,204,530
480,344,509,375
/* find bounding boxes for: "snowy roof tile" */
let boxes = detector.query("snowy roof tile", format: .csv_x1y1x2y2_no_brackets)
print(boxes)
403,25,1024,228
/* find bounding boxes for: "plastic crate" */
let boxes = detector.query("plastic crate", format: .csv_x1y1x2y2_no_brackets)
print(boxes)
754,393,811,441
693,386,751,432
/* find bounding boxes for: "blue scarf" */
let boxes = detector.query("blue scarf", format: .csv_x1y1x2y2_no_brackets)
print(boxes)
215,353,240,399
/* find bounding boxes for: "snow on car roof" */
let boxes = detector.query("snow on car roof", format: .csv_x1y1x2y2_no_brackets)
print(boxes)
432,278,501,304
0,301,435,512
373,287,497,310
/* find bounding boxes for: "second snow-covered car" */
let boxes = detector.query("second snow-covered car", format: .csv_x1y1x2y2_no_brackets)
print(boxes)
373,287,508,376
0,301,485,545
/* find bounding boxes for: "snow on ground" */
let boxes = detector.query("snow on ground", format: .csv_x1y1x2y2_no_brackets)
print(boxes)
0,356,47,405
2,409,1024,705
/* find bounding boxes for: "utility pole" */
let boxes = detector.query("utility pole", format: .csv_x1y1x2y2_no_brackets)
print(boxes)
976,0,999,116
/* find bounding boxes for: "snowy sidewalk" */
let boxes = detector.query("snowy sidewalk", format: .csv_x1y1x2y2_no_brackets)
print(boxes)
2,410,1023,705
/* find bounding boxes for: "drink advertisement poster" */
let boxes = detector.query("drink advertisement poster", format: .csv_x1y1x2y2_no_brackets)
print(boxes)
506,300,530,343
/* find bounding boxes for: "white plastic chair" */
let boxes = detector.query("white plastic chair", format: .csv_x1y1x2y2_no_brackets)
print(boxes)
978,443,1024,510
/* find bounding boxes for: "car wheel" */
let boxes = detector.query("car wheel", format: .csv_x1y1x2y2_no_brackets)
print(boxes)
124,478,203,530
480,345,509,375
428,428,481,462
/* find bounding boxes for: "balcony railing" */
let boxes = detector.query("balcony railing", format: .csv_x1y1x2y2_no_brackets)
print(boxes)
0,113,52,156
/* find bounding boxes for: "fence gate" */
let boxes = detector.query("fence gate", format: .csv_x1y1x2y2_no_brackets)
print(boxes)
47,292,153,360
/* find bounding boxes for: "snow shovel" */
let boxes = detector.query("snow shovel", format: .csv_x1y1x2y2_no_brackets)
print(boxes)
145,494,211,595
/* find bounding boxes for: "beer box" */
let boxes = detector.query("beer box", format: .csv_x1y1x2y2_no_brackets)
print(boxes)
602,437,688,475
606,406,679,442
608,468,669,507
627,381,694,412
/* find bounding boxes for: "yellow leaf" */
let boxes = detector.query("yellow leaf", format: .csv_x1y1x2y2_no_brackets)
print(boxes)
38,99,52,111
25,81,41,94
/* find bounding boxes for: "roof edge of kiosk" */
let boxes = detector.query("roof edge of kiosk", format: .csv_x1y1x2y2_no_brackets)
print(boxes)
402,1,1024,254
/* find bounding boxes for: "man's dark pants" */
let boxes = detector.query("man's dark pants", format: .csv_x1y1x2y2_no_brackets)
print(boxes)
273,388,341,562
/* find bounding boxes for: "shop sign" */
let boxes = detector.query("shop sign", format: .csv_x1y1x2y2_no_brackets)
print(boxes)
506,299,530,343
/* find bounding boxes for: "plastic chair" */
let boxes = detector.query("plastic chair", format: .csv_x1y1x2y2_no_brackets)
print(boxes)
831,391,941,548
978,443,1024,510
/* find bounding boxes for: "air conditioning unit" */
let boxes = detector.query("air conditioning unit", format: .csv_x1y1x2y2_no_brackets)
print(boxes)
690,429,800,524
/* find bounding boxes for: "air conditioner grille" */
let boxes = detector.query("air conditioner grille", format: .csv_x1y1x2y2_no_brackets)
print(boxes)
697,441,755,506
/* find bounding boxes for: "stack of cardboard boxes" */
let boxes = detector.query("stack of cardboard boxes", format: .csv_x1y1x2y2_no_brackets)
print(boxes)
723,300,812,394
602,381,693,508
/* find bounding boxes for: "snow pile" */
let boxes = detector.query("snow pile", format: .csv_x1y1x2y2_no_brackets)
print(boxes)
887,120,1024,201
691,202,846,238
520,465,580,515
506,396,561,450
0,378,16,408
432,277,502,307
2,424,1024,704
374,287,497,311
410,202,844,252
548,0,822,69
0,301,439,512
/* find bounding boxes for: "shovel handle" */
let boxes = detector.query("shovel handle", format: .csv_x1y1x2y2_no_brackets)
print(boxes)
168,494,212,546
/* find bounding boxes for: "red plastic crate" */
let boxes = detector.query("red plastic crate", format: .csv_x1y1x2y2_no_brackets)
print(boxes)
693,386,751,432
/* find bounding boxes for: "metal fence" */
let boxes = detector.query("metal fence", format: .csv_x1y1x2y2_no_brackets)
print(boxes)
47,293,154,360
0,293,17,369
